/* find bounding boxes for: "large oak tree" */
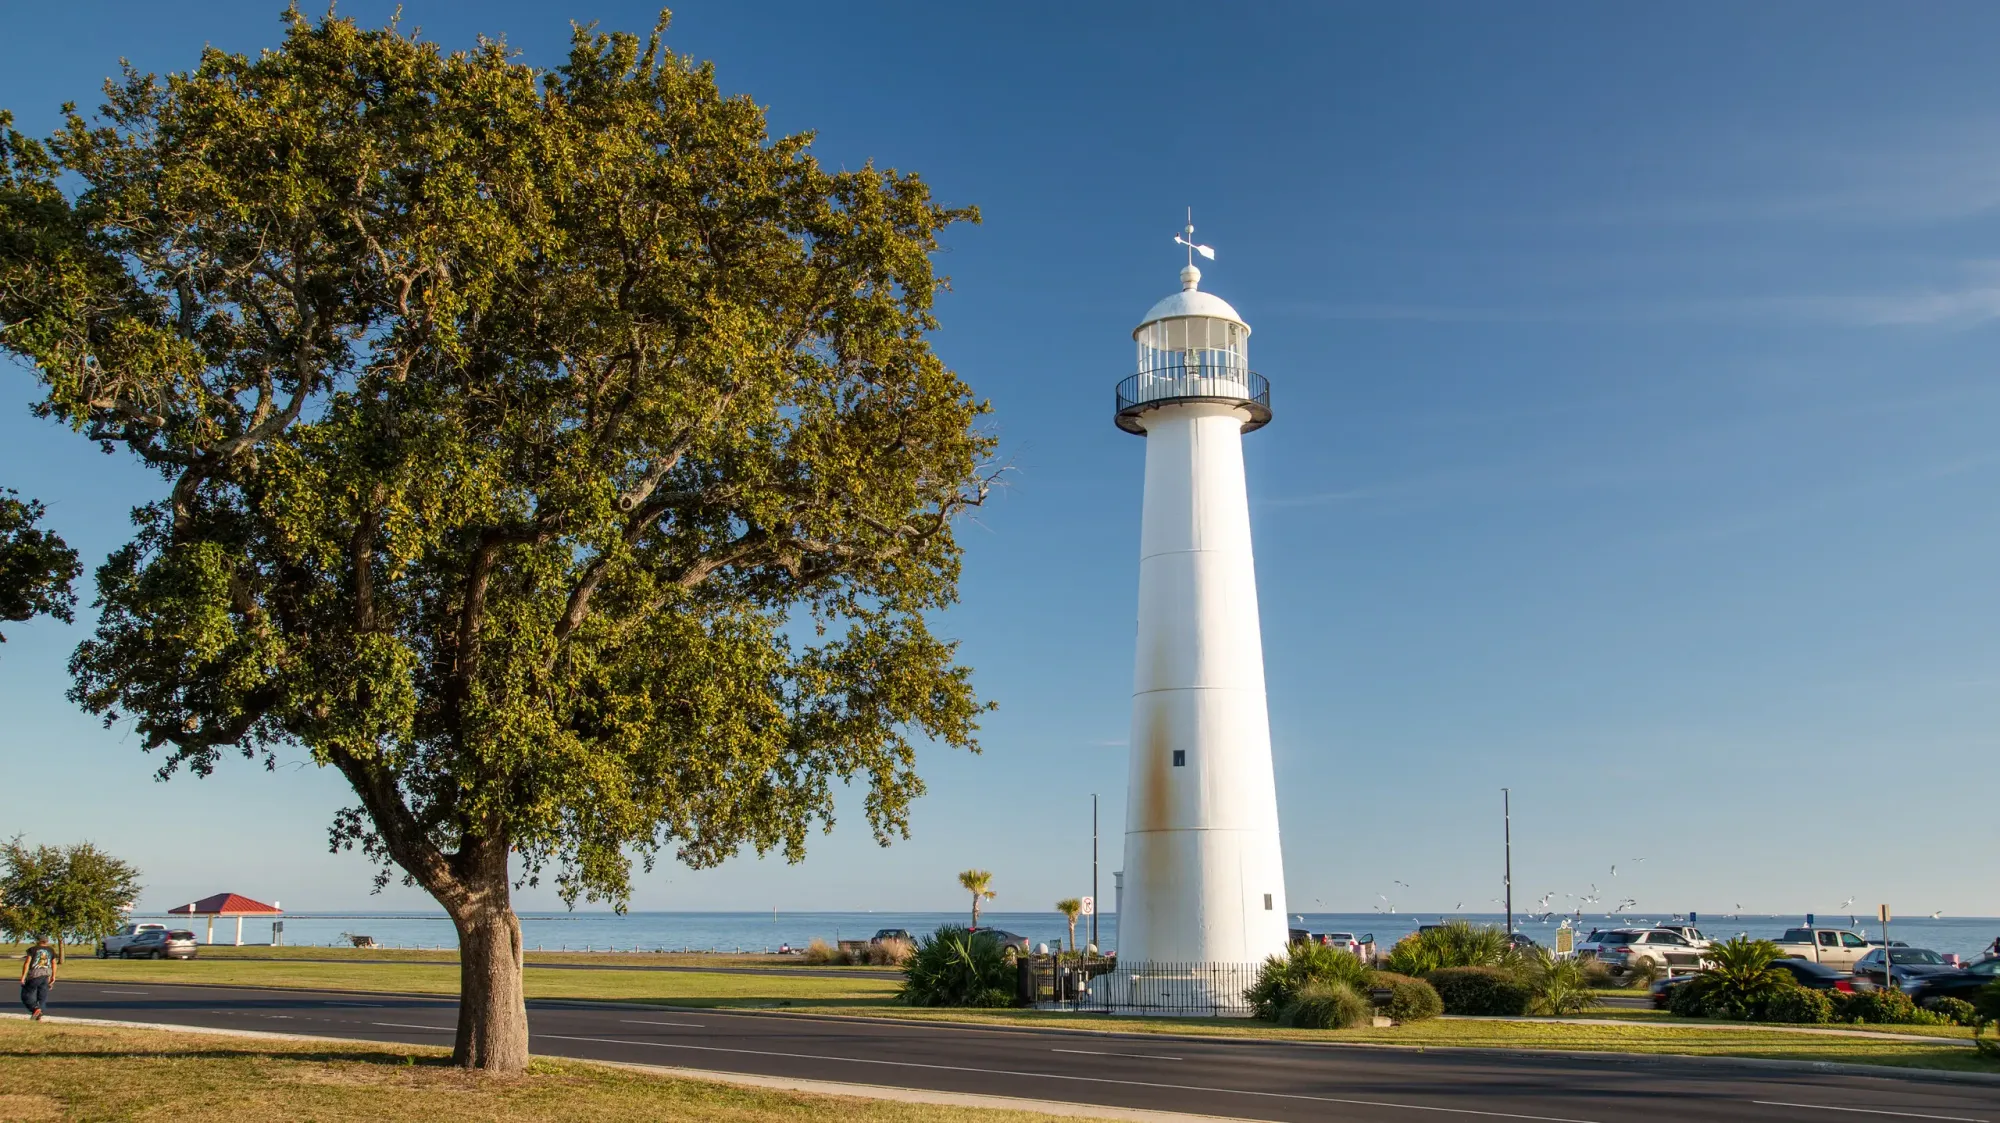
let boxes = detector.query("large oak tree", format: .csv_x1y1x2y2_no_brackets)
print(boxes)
0,11,992,1070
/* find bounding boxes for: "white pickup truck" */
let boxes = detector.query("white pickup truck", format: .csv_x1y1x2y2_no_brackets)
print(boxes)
97,923,167,958
1774,927,1873,969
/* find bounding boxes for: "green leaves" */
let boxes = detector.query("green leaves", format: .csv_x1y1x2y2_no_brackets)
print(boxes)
1,839,143,954
3,9,992,917
0,489,80,646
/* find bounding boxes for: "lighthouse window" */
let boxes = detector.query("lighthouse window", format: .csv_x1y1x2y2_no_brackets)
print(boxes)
1264,894,1273,910
1172,750,1185,767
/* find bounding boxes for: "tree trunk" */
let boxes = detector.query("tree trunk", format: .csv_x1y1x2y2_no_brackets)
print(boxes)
450,893,529,1072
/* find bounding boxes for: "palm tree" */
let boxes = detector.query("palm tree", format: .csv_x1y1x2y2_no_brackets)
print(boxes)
958,869,995,929
1055,898,1083,957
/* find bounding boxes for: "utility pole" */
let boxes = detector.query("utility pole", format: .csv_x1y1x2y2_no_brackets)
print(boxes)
1502,788,1513,936
1091,794,1100,951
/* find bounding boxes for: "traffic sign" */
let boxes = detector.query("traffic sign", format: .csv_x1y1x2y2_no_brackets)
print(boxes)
1877,904,1891,923
1080,896,1095,916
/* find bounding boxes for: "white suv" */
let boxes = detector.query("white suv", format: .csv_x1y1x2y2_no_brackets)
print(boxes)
1593,928,1710,975
98,923,168,958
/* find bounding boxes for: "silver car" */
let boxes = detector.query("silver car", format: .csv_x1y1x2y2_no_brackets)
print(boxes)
120,928,199,959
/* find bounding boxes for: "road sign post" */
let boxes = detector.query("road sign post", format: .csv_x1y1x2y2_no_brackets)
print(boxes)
1878,904,1892,990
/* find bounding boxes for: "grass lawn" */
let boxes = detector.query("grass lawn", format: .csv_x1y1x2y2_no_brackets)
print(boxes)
779,1006,1998,1074
47,956,901,1008
0,1018,1067,1122
7,942,878,971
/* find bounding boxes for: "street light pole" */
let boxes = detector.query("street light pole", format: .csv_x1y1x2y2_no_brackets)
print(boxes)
1502,788,1513,936
1091,794,1100,951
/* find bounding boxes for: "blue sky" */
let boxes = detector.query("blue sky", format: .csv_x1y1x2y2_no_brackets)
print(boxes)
2,1,1996,918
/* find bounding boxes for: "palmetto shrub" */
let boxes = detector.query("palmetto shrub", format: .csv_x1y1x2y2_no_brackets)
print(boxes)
1280,980,1373,1029
897,926,1015,1008
1245,941,1371,1021
1370,971,1444,1022
1524,948,1601,1016
1425,966,1533,1016
1679,937,1793,1021
1384,922,1516,976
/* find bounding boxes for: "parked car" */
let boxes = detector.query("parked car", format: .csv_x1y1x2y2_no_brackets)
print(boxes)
968,928,1030,952
869,928,912,945
1507,932,1541,951
1594,928,1707,974
97,923,167,958
1651,925,1711,947
1852,947,1958,992
1649,957,1854,1010
1906,956,2000,1005
119,929,198,960
1773,927,1873,969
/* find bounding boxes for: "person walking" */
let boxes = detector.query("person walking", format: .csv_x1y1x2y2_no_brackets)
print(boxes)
18,935,57,1021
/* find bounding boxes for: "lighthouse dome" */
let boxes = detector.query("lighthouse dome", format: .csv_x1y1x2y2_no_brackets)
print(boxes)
1134,264,1250,334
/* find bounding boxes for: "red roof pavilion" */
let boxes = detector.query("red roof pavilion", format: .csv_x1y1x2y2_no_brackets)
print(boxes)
169,893,283,945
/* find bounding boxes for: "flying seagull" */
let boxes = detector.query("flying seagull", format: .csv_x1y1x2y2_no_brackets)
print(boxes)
1839,897,1856,910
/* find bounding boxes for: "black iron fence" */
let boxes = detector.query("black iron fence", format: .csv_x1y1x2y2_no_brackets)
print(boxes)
1114,369,1271,434
1071,960,1262,1016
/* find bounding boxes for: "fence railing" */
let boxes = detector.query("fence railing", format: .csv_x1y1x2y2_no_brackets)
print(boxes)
1115,369,1270,434
1070,960,1262,1016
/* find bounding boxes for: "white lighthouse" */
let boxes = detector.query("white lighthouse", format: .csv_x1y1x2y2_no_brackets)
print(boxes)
1114,220,1287,974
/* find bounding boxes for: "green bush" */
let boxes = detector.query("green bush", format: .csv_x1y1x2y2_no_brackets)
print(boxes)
1522,949,1601,1016
1384,922,1516,976
1244,942,1370,1022
1667,978,1710,1018
1763,986,1837,1025
1974,979,2000,1059
1842,988,1950,1026
897,926,1015,1008
1280,979,1373,1029
1677,938,1793,1021
1425,966,1533,1016
1369,971,1443,1022
1921,997,1978,1028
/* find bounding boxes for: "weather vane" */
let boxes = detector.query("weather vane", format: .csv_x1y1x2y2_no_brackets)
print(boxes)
1175,207,1215,266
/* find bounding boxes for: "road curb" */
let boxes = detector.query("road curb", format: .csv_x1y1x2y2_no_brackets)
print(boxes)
0,1012,1254,1122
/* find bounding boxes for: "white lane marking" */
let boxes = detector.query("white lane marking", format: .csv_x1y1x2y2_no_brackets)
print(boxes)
1052,1047,1184,1061
535,1033,1604,1122
370,1021,454,1032
98,989,149,995
620,1019,706,1029
324,1001,386,1007
1752,1104,1988,1122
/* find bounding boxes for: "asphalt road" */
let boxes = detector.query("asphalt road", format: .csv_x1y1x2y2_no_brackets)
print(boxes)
35,979,1998,1123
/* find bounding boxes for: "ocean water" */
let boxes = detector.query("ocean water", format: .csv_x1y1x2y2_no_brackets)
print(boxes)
146,908,2000,960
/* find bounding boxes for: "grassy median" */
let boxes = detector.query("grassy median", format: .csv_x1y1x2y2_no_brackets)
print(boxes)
790,1006,1996,1073
46,955,901,1007
0,1019,1068,1122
